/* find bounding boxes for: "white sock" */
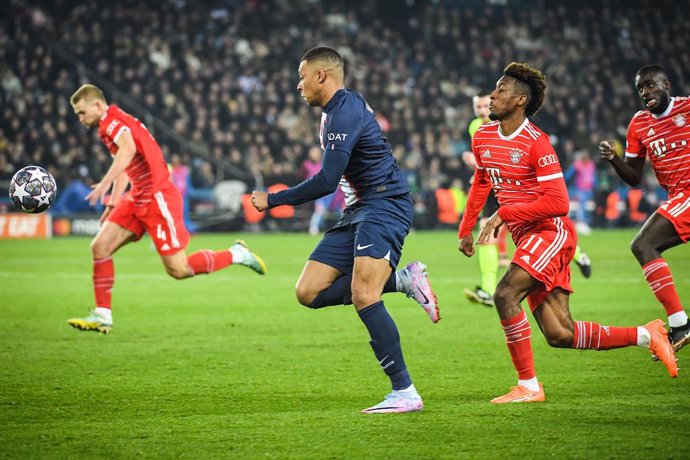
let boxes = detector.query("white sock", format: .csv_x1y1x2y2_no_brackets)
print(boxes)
95,307,112,322
637,326,651,347
229,247,246,264
396,384,417,394
518,377,540,393
668,311,689,328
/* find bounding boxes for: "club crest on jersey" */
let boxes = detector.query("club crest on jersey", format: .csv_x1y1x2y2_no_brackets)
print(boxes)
482,149,491,158
674,114,686,127
510,149,522,164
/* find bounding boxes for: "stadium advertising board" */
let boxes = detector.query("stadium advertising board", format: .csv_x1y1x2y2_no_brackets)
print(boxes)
52,216,101,237
0,213,52,239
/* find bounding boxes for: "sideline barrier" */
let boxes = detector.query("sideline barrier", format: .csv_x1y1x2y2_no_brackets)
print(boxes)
0,213,52,239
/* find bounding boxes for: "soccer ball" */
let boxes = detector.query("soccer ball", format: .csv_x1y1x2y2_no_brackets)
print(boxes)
9,165,58,214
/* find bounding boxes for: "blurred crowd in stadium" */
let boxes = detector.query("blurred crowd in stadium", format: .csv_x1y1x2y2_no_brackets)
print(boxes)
1,0,689,230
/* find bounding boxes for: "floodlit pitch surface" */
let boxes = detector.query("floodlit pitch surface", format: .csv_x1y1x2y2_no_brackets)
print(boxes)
0,230,687,458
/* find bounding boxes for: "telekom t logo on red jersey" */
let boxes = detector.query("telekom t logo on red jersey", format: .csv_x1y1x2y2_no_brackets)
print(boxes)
649,138,666,157
486,167,503,188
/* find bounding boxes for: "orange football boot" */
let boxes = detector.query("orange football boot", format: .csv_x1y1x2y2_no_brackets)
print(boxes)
491,383,545,404
646,319,678,377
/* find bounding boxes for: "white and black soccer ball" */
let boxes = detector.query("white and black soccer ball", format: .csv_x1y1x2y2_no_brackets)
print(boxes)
8,165,58,214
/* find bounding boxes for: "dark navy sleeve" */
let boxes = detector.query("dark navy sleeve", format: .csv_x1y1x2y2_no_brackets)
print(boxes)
267,149,350,207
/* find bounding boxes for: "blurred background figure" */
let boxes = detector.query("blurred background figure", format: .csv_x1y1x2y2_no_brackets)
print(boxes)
170,153,197,232
300,146,344,235
51,168,103,215
565,150,596,235
462,92,507,306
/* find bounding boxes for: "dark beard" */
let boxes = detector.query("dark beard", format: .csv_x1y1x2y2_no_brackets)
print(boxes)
489,112,500,121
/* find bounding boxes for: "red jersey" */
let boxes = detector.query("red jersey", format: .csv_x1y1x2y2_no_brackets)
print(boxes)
98,105,171,205
626,96,690,196
458,118,571,243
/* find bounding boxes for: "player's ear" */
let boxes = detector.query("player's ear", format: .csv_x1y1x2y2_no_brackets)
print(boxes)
317,69,326,83
517,94,528,108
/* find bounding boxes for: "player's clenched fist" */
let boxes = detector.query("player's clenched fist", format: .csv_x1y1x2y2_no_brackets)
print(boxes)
251,191,269,211
458,234,475,257
598,140,617,161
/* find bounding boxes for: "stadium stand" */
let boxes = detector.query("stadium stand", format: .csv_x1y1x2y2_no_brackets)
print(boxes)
1,0,689,227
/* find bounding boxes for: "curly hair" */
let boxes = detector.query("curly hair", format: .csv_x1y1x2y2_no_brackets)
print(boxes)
503,62,547,117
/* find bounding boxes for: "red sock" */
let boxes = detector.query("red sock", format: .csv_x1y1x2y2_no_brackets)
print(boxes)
643,258,684,316
93,257,114,309
572,321,637,350
187,250,233,276
501,310,536,380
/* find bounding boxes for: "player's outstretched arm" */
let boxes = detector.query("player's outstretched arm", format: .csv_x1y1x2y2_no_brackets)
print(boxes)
598,140,645,186
265,149,349,208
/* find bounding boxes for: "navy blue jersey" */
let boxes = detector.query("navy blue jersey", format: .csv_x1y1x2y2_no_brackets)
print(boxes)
267,89,409,209
321,89,408,205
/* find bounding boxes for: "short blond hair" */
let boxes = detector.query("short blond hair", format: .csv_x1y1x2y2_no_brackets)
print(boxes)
70,84,106,107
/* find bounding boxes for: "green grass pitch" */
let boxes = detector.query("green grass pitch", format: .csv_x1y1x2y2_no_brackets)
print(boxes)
0,229,688,458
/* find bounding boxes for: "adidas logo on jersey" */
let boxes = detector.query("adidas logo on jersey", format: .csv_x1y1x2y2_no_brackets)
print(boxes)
482,149,491,158
647,128,655,137
520,255,531,265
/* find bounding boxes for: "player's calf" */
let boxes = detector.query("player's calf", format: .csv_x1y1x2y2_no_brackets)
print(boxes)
543,328,575,348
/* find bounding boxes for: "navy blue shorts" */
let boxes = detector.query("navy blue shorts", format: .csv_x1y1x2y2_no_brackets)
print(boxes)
309,195,413,275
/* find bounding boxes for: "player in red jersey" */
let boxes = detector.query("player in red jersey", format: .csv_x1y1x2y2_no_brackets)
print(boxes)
458,63,677,403
462,93,592,308
66,84,266,334
600,65,690,353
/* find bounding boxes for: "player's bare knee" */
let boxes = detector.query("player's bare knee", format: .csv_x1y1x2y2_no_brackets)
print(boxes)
492,285,515,310
351,286,377,309
630,236,644,258
295,290,314,308
90,239,111,259
165,265,189,280
630,234,656,261
295,283,316,307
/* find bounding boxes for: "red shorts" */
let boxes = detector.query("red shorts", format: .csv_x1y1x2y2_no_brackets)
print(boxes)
107,185,190,256
512,217,576,311
657,190,690,243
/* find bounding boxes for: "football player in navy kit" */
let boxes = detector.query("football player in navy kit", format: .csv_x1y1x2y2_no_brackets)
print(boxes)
252,47,438,413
